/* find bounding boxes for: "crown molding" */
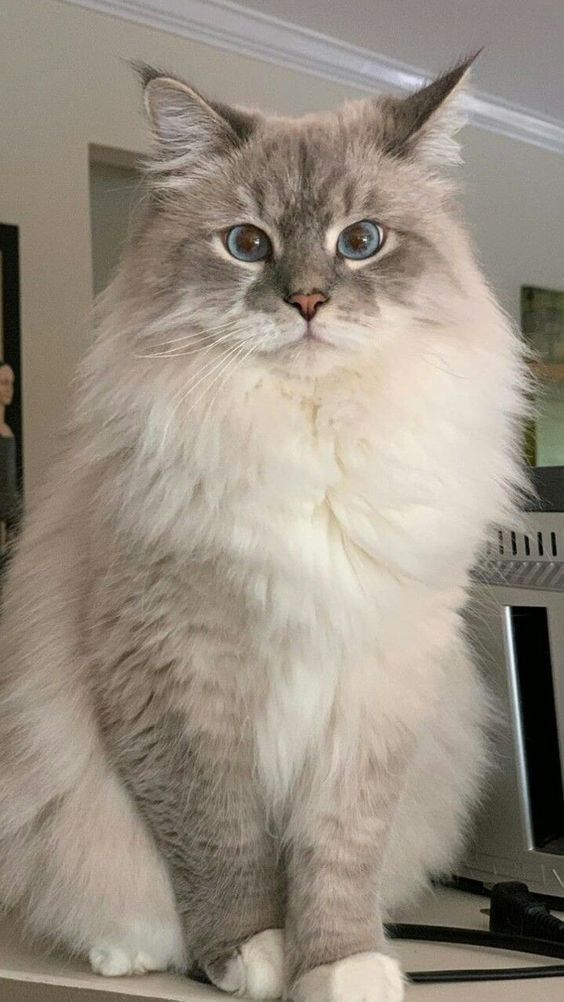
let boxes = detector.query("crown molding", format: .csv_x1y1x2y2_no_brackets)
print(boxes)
62,0,564,155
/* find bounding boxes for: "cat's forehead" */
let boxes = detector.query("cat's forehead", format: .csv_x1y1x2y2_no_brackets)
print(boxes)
222,112,418,233
225,117,364,220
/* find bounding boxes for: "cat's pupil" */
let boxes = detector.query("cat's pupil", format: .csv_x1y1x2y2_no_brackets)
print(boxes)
238,229,261,254
350,228,369,251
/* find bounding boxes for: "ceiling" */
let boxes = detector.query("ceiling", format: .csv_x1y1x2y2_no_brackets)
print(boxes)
234,0,564,123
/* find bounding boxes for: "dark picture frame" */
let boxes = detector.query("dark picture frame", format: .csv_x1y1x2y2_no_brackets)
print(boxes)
0,223,23,491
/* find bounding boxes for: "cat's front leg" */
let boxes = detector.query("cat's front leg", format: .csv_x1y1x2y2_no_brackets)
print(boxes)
109,707,286,998
285,748,408,1002
187,827,285,1001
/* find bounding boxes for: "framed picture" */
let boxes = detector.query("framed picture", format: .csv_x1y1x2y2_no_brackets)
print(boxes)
521,286,564,467
0,224,22,567
0,224,22,482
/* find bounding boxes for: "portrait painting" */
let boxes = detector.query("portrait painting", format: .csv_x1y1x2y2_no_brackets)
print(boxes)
0,223,22,569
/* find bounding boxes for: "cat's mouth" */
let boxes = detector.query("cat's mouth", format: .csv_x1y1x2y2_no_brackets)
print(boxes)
261,320,338,362
275,329,338,368
289,331,334,353
298,320,334,347
303,326,328,344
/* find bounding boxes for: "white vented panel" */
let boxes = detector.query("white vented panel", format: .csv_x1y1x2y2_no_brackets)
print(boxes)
487,527,562,563
478,512,564,592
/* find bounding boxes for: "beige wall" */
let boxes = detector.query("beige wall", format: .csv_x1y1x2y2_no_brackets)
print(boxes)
0,0,356,493
1,0,563,490
89,161,140,298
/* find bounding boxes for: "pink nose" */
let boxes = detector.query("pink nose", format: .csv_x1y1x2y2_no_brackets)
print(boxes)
286,291,329,321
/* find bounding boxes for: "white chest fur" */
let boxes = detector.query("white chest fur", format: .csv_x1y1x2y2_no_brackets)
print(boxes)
135,346,508,802
222,364,487,803
235,377,421,801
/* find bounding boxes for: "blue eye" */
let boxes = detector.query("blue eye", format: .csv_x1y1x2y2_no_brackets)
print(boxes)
337,220,385,260
225,224,272,262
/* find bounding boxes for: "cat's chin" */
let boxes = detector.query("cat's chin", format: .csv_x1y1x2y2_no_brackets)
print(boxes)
265,334,349,378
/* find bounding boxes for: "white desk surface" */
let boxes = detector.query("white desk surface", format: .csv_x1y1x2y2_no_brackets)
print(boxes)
0,888,562,1000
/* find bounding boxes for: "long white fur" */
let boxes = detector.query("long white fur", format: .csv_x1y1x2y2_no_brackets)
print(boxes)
77,242,526,842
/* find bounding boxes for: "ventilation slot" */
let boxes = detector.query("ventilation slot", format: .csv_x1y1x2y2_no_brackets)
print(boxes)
486,528,561,563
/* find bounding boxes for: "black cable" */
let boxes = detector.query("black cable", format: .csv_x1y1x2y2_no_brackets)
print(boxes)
387,922,564,959
387,917,564,985
408,965,564,984
490,881,564,944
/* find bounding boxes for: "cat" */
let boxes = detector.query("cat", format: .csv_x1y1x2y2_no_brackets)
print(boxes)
0,57,528,1002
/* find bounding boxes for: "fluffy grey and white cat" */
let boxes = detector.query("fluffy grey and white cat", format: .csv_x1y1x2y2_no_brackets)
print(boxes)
0,59,528,1001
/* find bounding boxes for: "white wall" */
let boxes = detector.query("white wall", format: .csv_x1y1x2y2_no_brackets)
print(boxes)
459,132,564,317
1,0,563,490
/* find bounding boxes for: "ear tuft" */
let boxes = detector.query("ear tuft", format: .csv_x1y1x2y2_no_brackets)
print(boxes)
143,76,226,149
131,63,259,179
129,60,168,91
384,51,481,165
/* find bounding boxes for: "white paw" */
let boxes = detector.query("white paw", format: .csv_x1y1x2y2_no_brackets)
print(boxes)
89,945,169,977
207,928,285,999
291,952,404,1002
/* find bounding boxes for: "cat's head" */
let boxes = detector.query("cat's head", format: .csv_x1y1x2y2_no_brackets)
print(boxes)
127,57,478,376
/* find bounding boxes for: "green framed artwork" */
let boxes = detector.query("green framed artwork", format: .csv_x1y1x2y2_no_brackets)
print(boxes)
521,286,564,467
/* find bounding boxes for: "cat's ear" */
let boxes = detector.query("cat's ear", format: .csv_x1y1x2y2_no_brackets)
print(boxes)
133,63,259,173
382,53,480,165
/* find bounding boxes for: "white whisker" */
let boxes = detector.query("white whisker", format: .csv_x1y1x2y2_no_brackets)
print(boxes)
160,339,252,449
186,339,256,428
135,328,244,360
151,319,243,346
142,312,248,347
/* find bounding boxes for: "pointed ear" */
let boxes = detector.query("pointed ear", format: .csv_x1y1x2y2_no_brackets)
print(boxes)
132,63,259,174
383,52,480,165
